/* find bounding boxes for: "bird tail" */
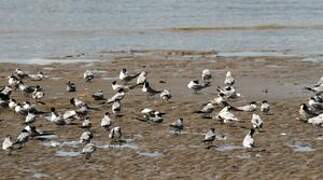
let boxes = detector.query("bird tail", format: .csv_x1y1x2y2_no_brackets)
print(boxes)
129,83,142,89
204,82,211,87
305,86,316,92
135,117,147,122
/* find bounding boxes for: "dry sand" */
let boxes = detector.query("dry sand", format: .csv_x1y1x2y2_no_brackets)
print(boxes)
0,51,322,179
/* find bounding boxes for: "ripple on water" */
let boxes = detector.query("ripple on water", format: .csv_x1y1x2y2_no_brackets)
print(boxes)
137,151,162,158
216,144,242,152
32,172,49,179
55,151,81,157
97,143,139,150
287,142,315,152
41,140,80,148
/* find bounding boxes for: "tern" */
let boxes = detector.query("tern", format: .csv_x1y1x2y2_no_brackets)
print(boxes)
251,113,263,130
101,112,112,131
66,81,76,92
202,69,212,82
224,71,235,86
242,128,255,148
260,100,271,114
83,70,95,82
160,90,172,101
119,68,141,84
187,80,210,94
169,118,184,134
142,81,162,97
81,142,96,160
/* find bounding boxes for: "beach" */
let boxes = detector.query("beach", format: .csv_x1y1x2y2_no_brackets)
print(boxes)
0,51,322,179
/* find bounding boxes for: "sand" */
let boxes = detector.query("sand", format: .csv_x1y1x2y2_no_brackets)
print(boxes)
0,51,322,180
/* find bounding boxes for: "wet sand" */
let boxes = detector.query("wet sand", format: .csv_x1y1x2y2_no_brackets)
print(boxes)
0,51,323,179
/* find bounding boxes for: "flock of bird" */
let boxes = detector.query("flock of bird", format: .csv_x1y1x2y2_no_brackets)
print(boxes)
300,77,323,126
0,67,273,159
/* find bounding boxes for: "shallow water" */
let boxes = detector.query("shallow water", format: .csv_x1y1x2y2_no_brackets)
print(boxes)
98,143,139,150
137,151,162,158
287,142,315,152
216,144,242,151
32,172,49,179
1,0,323,62
55,150,81,157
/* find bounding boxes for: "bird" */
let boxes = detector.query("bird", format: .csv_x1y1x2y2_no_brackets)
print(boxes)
17,81,38,96
107,89,125,103
202,128,216,147
92,90,105,100
23,125,43,137
15,68,28,79
308,96,323,113
160,89,172,101
63,110,81,122
305,84,323,93
28,72,46,81
202,69,212,82
8,75,19,87
8,98,17,110
112,100,121,116
22,101,45,114
45,107,66,125
138,108,165,123
80,130,93,144
66,81,76,92
308,113,323,126
0,85,13,97
242,128,255,148
81,142,96,160
109,126,122,141
224,71,235,86
299,103,318,122
194,102,215,118
260,100,271,114
210,93,227,107
142,81,162,97
251,113,263,130
215,104,239,123
119,68,141,84
25,110,38,124
187,80,210,94
314,76,323,87
81,117,92,129
137,71,148,85
101,112,112,131
235,101,257,112
14,103,28,116
15,129,30,147
83,70,95,82
2,135,14,153
70,97,86,108
169,118,184,134
111,81,129,92
31,86,45,102
216,86,240,99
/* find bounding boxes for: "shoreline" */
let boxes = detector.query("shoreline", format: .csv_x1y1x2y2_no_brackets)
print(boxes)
0,49,318,65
